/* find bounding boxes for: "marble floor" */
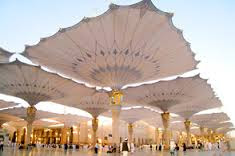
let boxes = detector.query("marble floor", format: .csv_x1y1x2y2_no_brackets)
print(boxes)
0,147,234,156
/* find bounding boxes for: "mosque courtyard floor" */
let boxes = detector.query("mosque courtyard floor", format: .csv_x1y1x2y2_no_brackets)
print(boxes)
0,147,234,156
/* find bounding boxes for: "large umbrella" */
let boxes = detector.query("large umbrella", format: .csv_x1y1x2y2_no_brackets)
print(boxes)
24,0,198,89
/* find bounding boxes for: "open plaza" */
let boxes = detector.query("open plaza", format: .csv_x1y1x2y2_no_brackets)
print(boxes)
0,0,235,155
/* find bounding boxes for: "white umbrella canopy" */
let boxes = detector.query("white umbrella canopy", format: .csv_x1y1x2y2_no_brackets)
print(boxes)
0,60,95,105
206,122,234,130
24,0,198,89
191,113,230,127
169,97,222,120
142,115,183,128
0,100,19,109
0,113,21,126
124,75,214,112
190,127,201,135
217,127,235,134
5,119,59,128
0,47,12,63
0,107,64,121
51,114,90,126
104,107,160,124
169,121,186,132
64,92,111,118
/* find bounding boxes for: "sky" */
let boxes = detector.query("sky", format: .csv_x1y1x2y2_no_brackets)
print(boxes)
0,0,235,134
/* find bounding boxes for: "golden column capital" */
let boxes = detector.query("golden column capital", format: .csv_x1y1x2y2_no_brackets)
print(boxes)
26,106,37,123
184,120,191,132
109,90,123,106
161,112,170,129
128,123,134,134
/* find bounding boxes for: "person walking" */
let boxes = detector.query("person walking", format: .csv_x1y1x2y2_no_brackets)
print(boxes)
175,143,179,154
0,141,3,151
183,143,187,152
120,138,130,156
130,142,135,153
170,141,176,156
159,143,162,151
64,143,68,151
94,141,99,154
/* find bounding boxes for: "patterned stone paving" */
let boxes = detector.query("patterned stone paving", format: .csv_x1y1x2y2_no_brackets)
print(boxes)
0,147,234,156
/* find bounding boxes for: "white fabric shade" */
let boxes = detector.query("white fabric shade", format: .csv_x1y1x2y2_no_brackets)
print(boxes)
24,0,198,89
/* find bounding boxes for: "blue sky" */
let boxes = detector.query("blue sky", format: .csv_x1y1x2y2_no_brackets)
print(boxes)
0,0,235,132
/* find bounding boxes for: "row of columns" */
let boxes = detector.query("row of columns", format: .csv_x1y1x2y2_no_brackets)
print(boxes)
161,112,192,148
21,105,220,149
16,115,221,148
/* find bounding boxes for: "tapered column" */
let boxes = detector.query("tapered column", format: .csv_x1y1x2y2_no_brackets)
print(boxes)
207,129,212,142
25,106,36,147
25,122,33,145
128,123,133,143
184,120,192,146
80,121,88,144
161,112,170,149
16,128,22,143
32,130,36,144
112,106,121,145
200,127,205,136
200,127,205,142
69,127,73,144
72,124,80,144
155,128,160,144
92,117,99,146
207,129,214,142
61,127,68,144
109,90,123,146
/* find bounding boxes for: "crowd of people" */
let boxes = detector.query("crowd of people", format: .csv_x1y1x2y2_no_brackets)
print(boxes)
0,139,230,156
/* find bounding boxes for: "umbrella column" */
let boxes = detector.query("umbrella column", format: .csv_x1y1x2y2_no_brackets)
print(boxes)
61,126,68,144
128,123,134,143
207,129,213,142
200,127,205,142
110,90,123,146
184,120,192,147
92,117,99,146
112,106,121,145
25,106,36,147
72,124,80,145
69,127,73,144
161,112,170,149
155,128,160,145
16,128,22,144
